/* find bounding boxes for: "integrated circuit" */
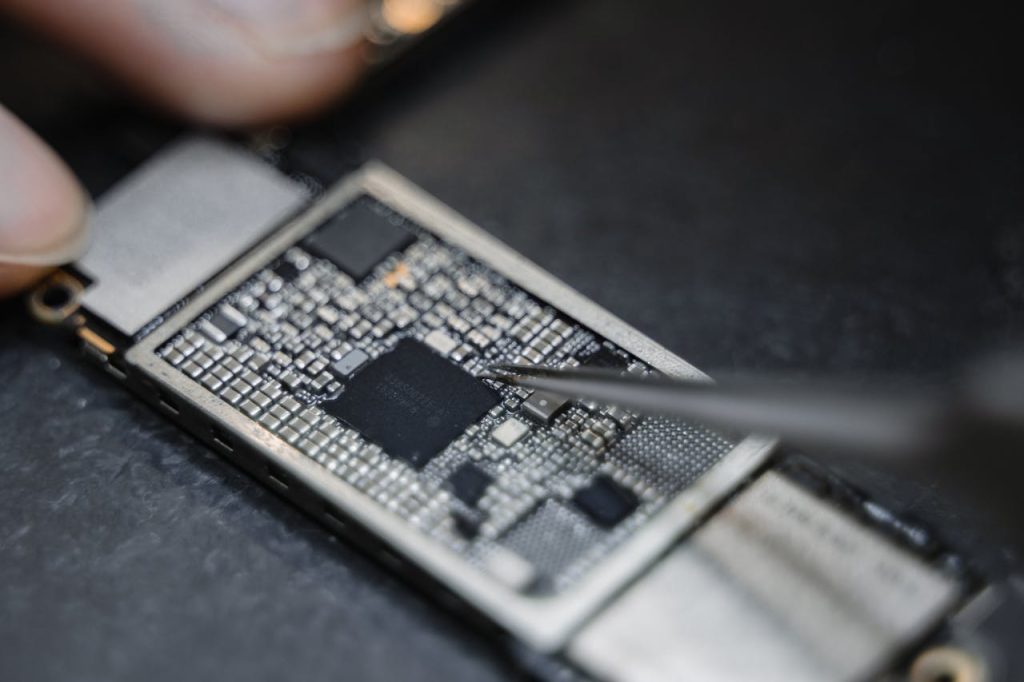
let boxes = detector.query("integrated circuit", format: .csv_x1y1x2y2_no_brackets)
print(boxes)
581,345,629,370
273,260,301,282
304,201,415,281
448,462,494,507
572,475,639,528
323,339,500,468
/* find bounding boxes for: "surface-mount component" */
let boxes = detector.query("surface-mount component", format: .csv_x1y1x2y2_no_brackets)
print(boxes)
491,418,530,447
581,346,629,369
273,260,301,282
207,305,247,340
424,329,459,356
448,462,494,507
323,339,499,467
522,390,570,423
329,349,370,379
483,545,537,592
572,474,639,528
304,201,415,281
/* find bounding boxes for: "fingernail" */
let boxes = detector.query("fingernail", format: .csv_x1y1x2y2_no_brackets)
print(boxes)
0,107,92,267
204,0,368,57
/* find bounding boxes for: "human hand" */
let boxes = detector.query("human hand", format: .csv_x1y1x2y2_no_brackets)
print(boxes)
0,0,368,296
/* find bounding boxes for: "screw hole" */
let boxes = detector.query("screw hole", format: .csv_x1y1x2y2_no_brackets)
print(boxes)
41,283,73,309
28,273,84,324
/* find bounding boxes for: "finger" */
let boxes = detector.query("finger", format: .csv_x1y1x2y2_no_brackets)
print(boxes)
1,0,368,127
0,104,89,297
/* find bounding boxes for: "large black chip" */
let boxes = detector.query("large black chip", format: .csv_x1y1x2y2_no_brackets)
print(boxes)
304,201,415,281
324,339,500,468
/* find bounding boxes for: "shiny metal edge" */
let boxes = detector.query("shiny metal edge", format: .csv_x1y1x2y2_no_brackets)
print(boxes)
127,161,775,651
566,471,962,682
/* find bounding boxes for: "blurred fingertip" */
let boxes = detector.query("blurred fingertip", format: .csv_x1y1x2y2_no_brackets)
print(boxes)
0,106,91,273
4,0,371,128
0,263,53,298
162,42,368,127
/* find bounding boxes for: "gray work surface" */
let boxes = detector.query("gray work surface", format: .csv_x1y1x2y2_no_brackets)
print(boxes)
1,1,1022,681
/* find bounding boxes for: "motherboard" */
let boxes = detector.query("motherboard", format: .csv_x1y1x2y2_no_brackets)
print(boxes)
158,196,736,594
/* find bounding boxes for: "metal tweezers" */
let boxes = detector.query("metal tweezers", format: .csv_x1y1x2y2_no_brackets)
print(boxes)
487,363,943,458
487,356,1024,537
486,356,1024,463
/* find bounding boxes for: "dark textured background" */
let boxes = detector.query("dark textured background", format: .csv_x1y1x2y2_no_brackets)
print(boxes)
2,1,1023,680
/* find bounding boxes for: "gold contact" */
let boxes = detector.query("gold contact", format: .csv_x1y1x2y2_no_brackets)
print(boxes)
77,327,116,356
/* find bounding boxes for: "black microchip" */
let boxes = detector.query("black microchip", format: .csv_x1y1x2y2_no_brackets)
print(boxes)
581,345,628,369
273,260,300,282
572,474,639,528
323,339,499,468
304,201,415,281
452,510,483,539
448,462,493,507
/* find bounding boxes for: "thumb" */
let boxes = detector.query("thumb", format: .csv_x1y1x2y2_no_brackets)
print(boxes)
0,104,89,296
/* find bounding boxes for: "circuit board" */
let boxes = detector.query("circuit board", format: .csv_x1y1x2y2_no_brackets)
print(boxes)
39,139,970,680
156,196,734,594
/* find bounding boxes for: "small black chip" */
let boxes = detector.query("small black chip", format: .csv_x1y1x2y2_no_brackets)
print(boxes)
323,339,499,468
273,260,300,282
581,345,628,370
452,510,483,539
304,201,415,281
572,474,639,528
448,462,493,507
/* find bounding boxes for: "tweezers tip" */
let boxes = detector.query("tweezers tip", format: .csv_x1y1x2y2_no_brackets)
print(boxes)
482,366,520,384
